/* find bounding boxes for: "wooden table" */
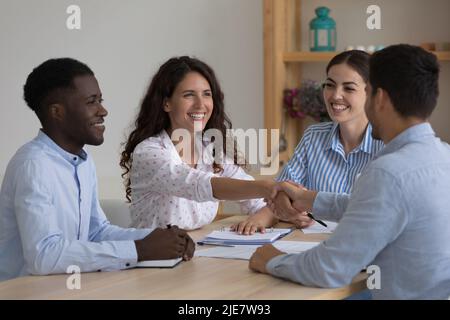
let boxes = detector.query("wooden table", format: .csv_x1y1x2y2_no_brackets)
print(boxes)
0,216,367,299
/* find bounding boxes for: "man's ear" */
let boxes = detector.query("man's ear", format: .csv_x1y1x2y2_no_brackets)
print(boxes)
376,88,395,114
48,103,65,121
374,88,386,112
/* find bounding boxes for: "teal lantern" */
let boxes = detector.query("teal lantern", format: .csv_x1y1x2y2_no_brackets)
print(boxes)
309,7,336,52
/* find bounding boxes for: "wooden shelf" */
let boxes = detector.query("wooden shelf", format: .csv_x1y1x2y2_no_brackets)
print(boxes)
283,51,337,62
284,51,450,62
264,0,450,169
434,51,450,61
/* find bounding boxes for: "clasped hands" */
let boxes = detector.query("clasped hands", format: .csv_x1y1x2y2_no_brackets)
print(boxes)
248,181,319,274
266,180,318,229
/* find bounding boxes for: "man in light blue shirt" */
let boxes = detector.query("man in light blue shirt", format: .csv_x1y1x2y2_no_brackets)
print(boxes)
0,58,194,282
249,45,450,299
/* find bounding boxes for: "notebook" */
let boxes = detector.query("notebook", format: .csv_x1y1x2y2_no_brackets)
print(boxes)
198,227,292,246
136,257,182,268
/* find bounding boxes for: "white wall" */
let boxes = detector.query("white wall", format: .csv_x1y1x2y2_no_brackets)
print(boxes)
300,0,450,143
2,0,449,202
0,0,264,199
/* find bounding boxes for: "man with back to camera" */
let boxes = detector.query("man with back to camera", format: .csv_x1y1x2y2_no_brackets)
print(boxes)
0,58,195,281
249,44,450,299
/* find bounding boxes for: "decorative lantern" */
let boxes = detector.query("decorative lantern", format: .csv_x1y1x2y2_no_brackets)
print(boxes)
309,7,336,52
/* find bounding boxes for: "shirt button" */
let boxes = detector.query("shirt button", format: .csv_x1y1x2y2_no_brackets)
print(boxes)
73,157,77,161
126,263,130,267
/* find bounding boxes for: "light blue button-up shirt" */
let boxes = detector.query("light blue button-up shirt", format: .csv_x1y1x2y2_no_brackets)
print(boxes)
0,131,151,281
267,123,450,299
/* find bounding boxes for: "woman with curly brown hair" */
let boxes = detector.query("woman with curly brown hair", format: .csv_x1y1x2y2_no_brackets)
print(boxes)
120,56,275,231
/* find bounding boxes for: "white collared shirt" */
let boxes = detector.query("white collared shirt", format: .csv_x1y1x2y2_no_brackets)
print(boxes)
129,130,266,230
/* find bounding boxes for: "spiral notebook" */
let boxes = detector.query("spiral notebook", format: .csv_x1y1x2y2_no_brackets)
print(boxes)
136,257,182,268
198,227,293,246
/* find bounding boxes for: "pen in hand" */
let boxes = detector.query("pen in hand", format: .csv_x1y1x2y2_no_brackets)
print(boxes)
306,212,328,228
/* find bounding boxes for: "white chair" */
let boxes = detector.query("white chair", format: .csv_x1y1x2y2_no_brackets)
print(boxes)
100,199,132,228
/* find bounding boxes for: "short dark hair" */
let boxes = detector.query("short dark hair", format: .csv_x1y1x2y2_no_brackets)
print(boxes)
326,50,370,83
369,44,440,119
23,58,94,119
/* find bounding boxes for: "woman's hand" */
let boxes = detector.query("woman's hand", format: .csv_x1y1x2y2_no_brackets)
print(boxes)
230,207,277,235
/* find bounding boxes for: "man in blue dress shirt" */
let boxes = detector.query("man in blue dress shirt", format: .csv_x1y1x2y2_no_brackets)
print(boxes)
0,58,195,281
249,44,450,299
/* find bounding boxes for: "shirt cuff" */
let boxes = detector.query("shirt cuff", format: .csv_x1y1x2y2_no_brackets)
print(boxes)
265,254,287,275
312,191,334,217
110,240,139,270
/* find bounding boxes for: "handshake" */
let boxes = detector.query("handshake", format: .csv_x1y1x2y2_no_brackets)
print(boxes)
263,180,319,229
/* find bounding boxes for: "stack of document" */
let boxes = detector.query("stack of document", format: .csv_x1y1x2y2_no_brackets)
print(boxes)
198,227,292,246
195,241,320,260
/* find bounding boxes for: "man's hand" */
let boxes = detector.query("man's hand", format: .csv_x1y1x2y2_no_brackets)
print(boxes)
135,226,195,262
270,192,298,219
249,244,285,274
271,181,317,212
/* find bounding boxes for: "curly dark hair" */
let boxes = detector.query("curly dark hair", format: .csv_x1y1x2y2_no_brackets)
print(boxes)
120,56,242,202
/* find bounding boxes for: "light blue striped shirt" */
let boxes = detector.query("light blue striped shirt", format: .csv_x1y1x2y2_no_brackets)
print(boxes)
277,122,384,193
0,131,151,281
268,123,450,299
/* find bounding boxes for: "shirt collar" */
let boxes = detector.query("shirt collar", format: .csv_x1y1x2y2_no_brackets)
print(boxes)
358,124,376,154
36,130,88,166
324,122,340,151
325,123,376,155
374,122,435,160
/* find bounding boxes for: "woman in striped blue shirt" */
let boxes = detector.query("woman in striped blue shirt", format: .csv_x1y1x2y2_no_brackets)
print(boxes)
234,50,384,233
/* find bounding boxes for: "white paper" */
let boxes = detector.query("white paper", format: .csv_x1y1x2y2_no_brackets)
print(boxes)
200,228,292,245
195,241,320,260
136,257,182,268
301,220,338,234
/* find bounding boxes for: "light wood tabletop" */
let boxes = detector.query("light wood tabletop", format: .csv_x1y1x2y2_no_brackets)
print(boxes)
0,215,367,300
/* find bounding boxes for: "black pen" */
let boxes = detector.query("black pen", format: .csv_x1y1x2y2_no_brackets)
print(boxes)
306,212,328,227
197,241,235,247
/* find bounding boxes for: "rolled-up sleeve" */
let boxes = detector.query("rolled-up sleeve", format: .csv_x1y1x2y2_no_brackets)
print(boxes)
132,143,216,202
277,129,310,185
